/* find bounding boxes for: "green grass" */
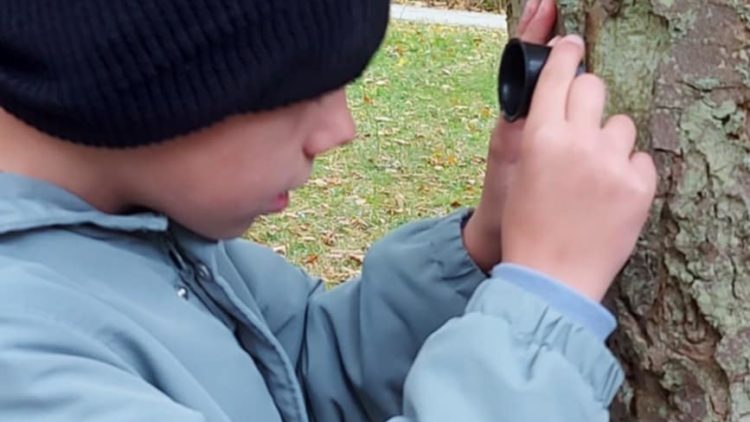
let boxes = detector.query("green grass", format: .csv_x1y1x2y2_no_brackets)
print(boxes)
392,0,506,13
246,22,506,283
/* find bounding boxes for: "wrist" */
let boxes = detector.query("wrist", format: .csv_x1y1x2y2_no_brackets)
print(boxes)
501,256,609,302
462,211,502,274
490,264,617,340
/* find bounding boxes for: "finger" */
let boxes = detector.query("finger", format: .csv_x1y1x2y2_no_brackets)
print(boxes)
516,0,541,36
566,74,606,125
547,35,562,47
517,0,558,44
527,35,585,122
629,151,658,200
603,114,637,156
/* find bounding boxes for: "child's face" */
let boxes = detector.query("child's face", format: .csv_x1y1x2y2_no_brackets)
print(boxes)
131,89,355,240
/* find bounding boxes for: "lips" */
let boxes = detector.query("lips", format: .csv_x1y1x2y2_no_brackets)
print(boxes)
268,171,311,213
270,191,290,212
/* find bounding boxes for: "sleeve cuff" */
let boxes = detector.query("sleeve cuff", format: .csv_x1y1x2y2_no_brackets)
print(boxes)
464,279,624,404
427,209,488,297
490,263,617,341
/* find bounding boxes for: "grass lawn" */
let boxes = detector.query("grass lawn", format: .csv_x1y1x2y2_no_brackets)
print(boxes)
246,22,507,283
392,0,505,12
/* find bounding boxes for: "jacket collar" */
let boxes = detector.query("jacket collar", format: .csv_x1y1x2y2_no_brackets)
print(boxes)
0,172,168,235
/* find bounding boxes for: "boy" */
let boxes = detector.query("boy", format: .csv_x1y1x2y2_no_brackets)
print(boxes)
0,0,656,420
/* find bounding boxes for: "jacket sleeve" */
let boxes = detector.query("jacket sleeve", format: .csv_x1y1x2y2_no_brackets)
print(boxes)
0,308,209,422
300,210,491,421
387,278,624,421
227,210,487,421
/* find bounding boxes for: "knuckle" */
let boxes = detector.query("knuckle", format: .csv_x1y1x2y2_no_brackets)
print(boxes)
555,40,583,56
619,114,637,131
609,174,640,201
578,75,607,101
529,125,560,146
609,114,636,132
628,177,651,198
577,74,605,91
550,43,582,66
626,171,656,200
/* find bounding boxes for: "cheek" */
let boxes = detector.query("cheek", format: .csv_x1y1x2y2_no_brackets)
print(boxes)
167,161,251,214
172,183,263,237
215,144,284,183
194,177,263,212
177,135,302,211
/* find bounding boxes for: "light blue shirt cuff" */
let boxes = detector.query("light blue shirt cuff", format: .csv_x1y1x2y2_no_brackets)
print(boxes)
490,263,617,341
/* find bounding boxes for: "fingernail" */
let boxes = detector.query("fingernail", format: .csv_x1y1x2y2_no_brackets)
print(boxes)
562,34,585,47
520,0,540,23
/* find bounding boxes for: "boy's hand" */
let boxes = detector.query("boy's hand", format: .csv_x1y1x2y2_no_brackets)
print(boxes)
463,0,557,272
501,36,657,301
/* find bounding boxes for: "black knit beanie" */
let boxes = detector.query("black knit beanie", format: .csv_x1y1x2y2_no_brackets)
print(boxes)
0,0,390,148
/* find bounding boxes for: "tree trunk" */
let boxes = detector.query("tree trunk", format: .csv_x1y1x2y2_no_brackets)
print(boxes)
506,1,750,420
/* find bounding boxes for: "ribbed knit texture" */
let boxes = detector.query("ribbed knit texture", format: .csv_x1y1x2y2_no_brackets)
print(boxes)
0,0,389,148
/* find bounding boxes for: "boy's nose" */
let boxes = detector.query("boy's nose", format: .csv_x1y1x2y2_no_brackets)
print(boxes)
303,89,356,158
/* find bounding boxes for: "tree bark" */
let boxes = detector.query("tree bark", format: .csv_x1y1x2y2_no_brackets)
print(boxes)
506,1,750,420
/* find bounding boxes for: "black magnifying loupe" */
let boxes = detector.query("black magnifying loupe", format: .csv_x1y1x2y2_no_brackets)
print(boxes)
498,38,586,122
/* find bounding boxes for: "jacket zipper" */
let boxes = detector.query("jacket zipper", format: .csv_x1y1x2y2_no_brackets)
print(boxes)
159,232,237,331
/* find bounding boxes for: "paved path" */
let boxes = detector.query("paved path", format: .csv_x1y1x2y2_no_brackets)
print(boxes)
391,4,507,30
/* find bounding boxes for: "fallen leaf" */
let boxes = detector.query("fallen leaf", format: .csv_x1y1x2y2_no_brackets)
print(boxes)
348,254,365,265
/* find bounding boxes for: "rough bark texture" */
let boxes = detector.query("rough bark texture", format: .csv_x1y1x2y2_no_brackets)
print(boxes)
506,1,750,420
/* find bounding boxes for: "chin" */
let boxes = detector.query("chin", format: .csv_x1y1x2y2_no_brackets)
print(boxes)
225,221,257,240
175,206,261,241
192,218,256,241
